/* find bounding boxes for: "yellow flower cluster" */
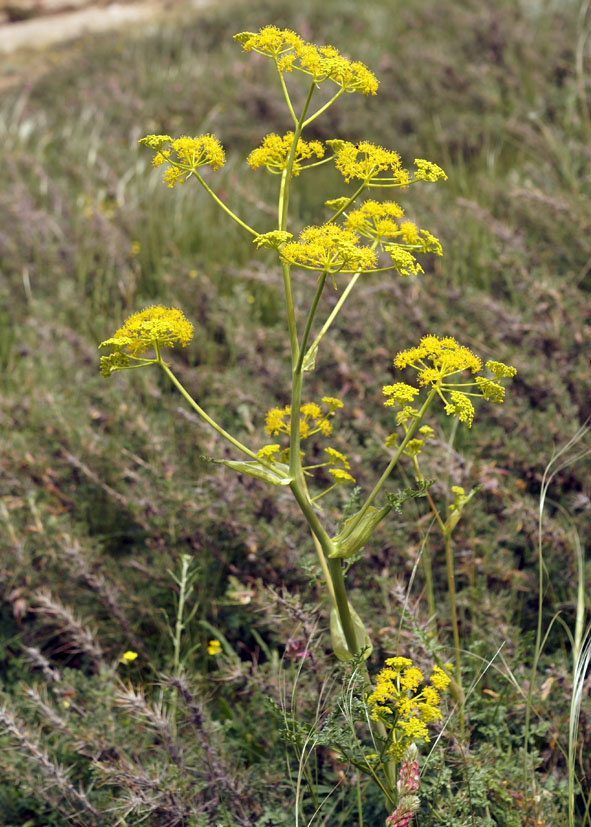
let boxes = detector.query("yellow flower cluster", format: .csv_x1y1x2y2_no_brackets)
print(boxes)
367,657,451,759
235,26,378,95
385,335,517,428
346,201,442,255
99,306,193,376
247,132,325,176
333,141,407,185
282,224,377,273
259,398,355,486
382,383,420,406
264,398,342,440
139,134,225,188
414,158,448,182
346,200,404,234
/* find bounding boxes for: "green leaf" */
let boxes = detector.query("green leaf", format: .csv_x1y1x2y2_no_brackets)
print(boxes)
330,603,372,661
385,479,434,512
215,459,293,486
329,504,392,558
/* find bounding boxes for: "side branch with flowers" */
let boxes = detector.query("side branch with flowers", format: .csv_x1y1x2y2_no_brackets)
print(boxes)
99,24,516,823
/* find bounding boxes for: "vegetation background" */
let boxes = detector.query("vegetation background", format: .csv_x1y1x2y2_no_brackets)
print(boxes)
0,0,590,824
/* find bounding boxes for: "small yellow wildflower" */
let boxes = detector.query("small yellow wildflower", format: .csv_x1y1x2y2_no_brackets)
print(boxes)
248,132,324,176
99,306,193,376
207,640,222,656
346,200,405,234
236,26,304,66
120,651,138,664
475,377,506,403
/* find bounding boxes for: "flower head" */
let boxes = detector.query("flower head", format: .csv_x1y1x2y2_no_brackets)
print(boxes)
140,133,225,188
248,132,324,176
119,651,138,664
99,306,193,376
282,224,376,273
333,141,406,185
385,335,516,428
235,26,378,95
367,657,450,759
207,640,222,656
414,158,448,182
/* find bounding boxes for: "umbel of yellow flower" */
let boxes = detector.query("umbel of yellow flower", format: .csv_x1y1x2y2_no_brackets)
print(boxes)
248,132,325,176
263,397,343,440
282,224,377,274
383,335,516,428
367,657,451,760
139,134,225,188
235,26,379,95
329,141,447,189
346,200,443,257
99,306,193,377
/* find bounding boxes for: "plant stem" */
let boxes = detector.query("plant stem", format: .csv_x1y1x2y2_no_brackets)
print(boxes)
193,171,258,237
158,361,260,462
294,271,328,374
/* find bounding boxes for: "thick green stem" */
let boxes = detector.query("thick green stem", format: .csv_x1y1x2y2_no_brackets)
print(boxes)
328,557,358,655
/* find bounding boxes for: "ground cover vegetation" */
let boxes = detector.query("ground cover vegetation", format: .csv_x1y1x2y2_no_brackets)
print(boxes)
0,0,590,824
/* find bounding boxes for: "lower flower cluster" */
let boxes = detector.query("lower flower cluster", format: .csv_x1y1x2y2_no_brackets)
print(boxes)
367,657,451,760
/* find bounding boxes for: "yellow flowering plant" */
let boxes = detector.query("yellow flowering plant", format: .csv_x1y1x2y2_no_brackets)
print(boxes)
99,24,516,820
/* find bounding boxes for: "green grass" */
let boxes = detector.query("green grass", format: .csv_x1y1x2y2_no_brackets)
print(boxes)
0,0,590,823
